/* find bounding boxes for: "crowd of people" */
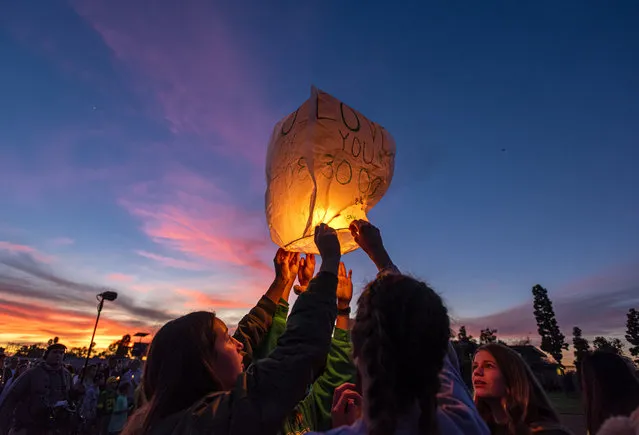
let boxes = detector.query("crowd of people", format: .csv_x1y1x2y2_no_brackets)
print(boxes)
0,220,638,435
0,349,143,434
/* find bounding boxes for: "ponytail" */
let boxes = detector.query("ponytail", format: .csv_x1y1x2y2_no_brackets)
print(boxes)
352,274,450,435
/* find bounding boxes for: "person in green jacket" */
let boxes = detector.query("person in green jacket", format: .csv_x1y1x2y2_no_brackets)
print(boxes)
122,224,341,435
255,255,357,434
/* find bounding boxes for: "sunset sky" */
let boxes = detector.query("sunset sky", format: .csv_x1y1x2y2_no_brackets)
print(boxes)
1,1,638,353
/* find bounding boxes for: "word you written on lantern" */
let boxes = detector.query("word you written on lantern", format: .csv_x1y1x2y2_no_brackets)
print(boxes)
265,86,396,255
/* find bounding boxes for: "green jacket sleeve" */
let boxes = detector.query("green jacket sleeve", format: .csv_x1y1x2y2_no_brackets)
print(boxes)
306,327,357,431
253,299,289,361
232,295,277,368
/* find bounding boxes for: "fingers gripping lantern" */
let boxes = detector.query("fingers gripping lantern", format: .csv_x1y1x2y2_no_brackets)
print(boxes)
265,87,396,254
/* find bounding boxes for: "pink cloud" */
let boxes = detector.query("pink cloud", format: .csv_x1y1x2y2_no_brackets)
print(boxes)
458,263,639,342
122,170,271,273
106,272,135,283
135,250,206,271
0,241,53,263
72,0,275,167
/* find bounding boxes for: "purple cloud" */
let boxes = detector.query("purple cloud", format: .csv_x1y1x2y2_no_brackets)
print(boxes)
73,0,275,167
457,262,639,342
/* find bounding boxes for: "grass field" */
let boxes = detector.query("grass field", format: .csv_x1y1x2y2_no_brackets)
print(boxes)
547,391,583,415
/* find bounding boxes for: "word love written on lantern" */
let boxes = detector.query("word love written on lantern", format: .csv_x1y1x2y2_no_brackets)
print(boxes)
265,86,396,255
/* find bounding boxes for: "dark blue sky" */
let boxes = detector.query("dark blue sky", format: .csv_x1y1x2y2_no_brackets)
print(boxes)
0,0,637,346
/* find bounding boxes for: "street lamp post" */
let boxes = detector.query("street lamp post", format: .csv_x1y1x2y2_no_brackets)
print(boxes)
80,290,118,381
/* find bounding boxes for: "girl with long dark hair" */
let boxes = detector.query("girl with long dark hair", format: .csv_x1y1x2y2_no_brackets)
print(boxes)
472,343,570,434
123,224,342,435
310,220,488,435
581,350,639,435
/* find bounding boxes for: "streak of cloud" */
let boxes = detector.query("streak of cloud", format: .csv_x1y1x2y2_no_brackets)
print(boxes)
457,263,639,341
106,273,135,283
0,241,53,263
176,288,253,311
73,0,275,166
0,253,174,326
135,250,207,271
122,171,271,274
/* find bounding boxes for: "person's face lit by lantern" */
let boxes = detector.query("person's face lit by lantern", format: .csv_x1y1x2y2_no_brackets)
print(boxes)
212,318,244,390
472,349,506,399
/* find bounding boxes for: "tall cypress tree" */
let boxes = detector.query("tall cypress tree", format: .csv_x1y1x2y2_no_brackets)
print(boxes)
625,308,639,361
532,284,568,365
572,326,590,364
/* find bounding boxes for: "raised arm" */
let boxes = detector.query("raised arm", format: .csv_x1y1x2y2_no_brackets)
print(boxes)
233,249,299,367
255,253,313,360
348,219,489,435
287,261,357,431
349,220,398,275
235,224,340,434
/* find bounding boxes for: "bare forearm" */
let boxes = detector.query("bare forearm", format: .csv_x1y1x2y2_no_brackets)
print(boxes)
336,314,350,330
280,278,295,303
370,248,394,272
265,277,288,304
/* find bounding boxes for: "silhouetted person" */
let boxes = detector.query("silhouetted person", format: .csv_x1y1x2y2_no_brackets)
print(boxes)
0,343,80,435
581,351,639,434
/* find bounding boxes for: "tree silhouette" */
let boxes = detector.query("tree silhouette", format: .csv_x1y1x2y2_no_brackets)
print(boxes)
625,308,639,362
592,336,624,354
514,336,532,346
532,284,568,365
67,347,89,358
479,328,498,345
452,325,478,389
457,326,477,344
572,326,590,365
15,344,46,358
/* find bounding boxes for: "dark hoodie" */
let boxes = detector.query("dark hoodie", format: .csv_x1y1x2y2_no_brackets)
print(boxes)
125,271,337,435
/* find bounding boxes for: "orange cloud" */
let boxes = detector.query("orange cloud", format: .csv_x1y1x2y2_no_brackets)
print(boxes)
176,288,253,311
0,298,136,349
0,253,175,345
0,241,52,263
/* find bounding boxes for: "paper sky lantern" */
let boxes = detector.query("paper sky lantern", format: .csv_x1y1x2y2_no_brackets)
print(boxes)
265,87,396,254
